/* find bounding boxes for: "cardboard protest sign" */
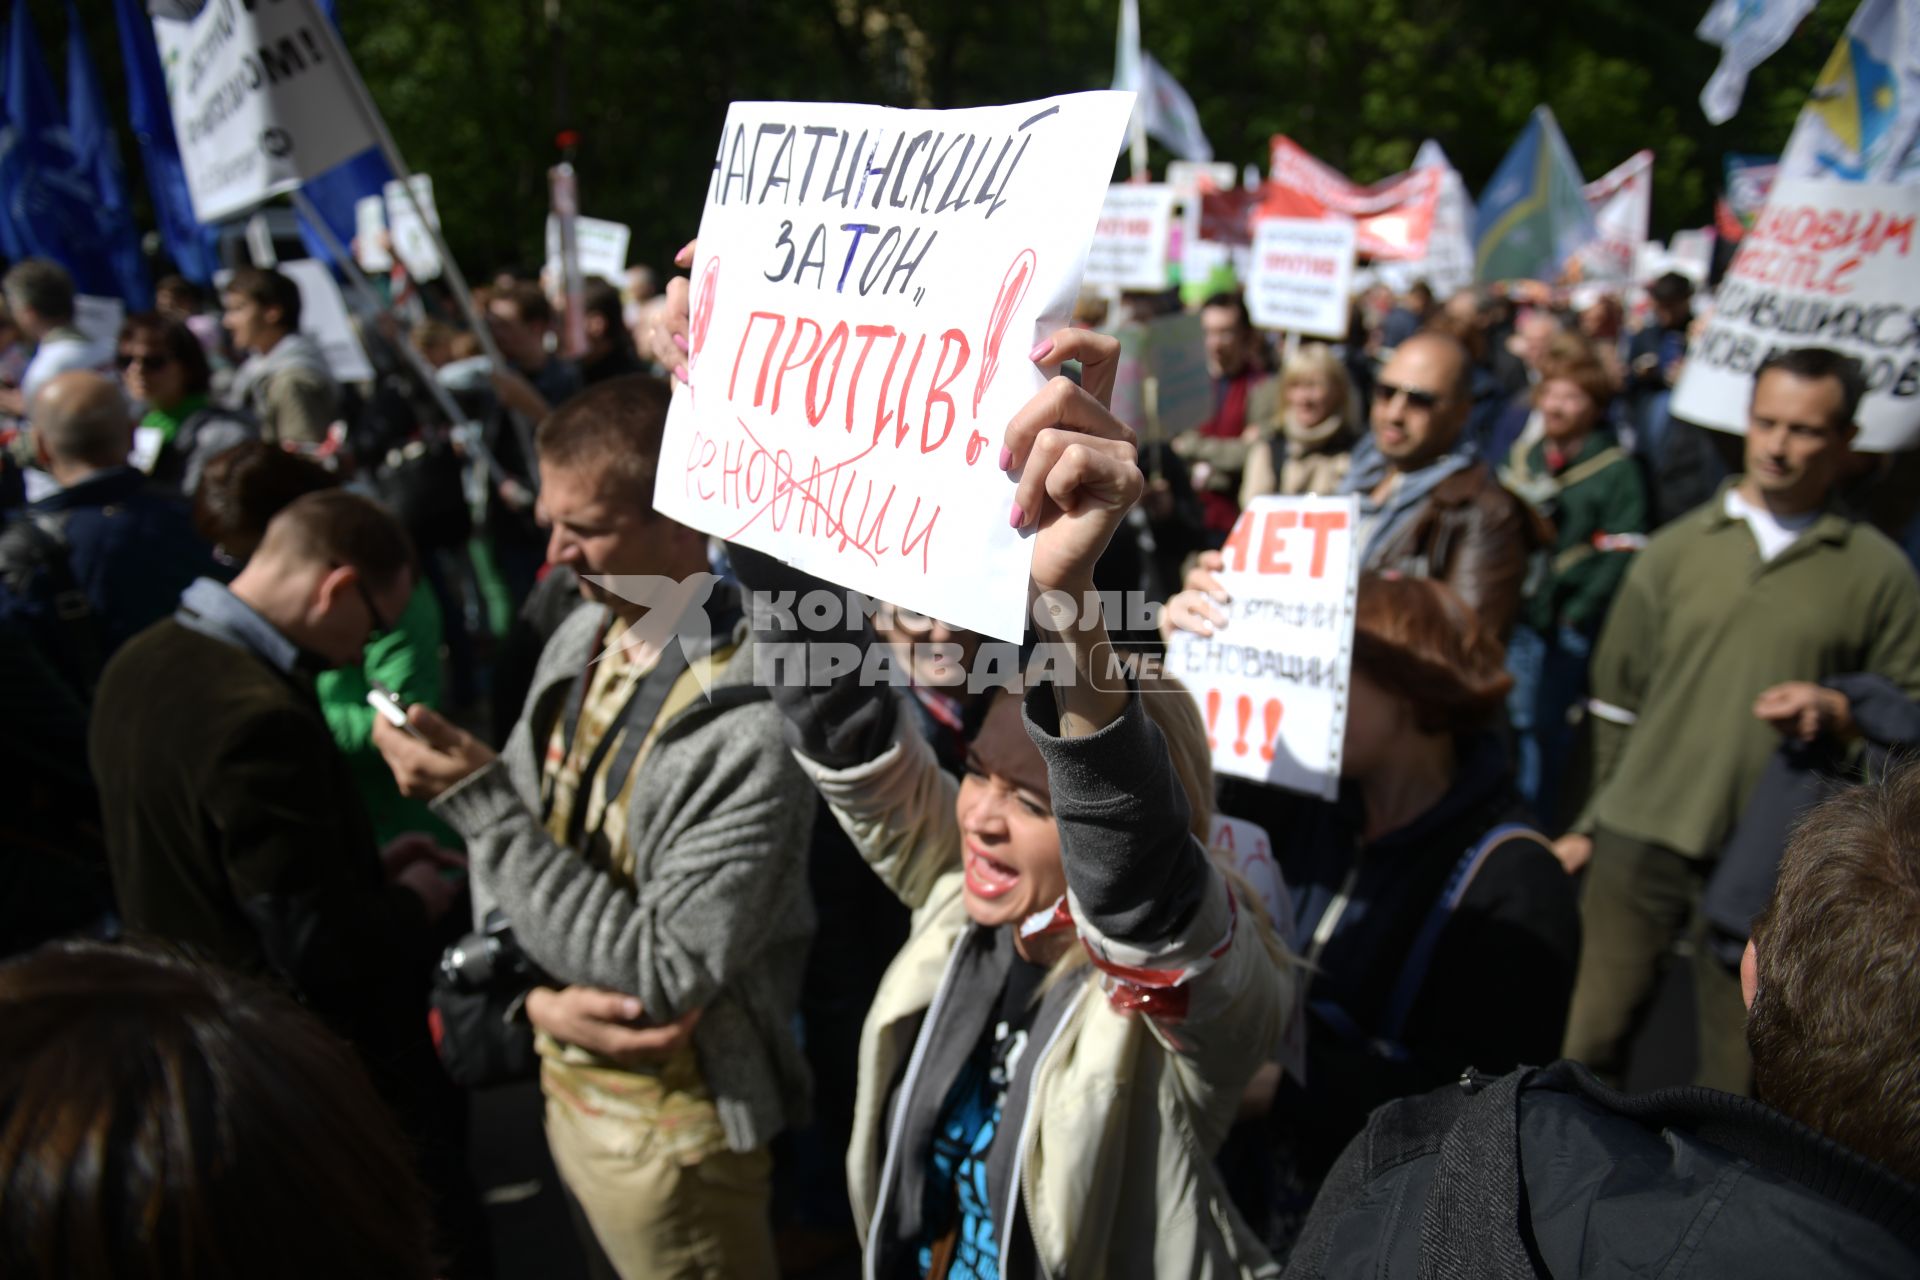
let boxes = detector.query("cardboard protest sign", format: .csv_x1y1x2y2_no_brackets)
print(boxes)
1247,217,1359,339
385,176,443,281
1146,312,1211,435
153,0,378,223
1166,495,1361,798
278,259,375,383
1083,184,1177,290
1110,311,1210,442
545,215,632,285
1672,178,1920,453
655,93,1135,642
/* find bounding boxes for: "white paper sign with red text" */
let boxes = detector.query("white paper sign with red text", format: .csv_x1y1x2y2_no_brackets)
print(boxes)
1673,178,1920,453
657,94,1135,642
1166,495,1361,799
1083,184,1178,290
1247,217,1359,339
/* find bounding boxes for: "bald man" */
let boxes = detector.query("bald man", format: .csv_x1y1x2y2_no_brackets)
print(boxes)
1338,331,1543,639
0,371,213,696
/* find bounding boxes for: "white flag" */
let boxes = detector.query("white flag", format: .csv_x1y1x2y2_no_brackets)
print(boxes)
1697,0,1818,125
1112,0,1213,162
1778,0,1920,183
1579,150,1654,281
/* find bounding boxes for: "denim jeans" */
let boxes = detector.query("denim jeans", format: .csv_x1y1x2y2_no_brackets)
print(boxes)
1507,622,1594,829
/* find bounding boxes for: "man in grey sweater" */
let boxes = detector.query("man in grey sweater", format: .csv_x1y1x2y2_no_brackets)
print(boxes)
374,375,816,1278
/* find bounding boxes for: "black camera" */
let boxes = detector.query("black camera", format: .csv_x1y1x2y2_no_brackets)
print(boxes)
438,908,535,992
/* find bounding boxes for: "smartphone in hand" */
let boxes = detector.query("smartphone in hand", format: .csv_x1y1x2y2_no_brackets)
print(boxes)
367,682,426,740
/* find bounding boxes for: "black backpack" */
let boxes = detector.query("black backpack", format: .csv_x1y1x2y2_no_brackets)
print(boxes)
0,510,104,696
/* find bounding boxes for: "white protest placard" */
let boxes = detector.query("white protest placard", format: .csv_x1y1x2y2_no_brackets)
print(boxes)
1672,178,1920,453
72,296,124,351
1208,814,1287,932
656,93,1135,643
278,259,375,383
355,194,393,273
1083,184,1178,290
1165,495,1361,798
1247,217,1359,339
545,215,632,285
385,176,443,281
1167,160,1237,197
152,0,378,224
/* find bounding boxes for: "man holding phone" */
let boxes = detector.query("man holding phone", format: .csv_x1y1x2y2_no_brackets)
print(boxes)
89,490,481,1270
373,375,816,1278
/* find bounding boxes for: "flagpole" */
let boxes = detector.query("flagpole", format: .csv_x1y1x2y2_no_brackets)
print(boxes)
302,0,505,374
289,188,501,484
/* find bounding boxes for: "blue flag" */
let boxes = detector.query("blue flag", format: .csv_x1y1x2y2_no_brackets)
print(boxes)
110,0,217,284
66,3,151,307
296,0,392,267
1473,106,1597,286
0,0,149,303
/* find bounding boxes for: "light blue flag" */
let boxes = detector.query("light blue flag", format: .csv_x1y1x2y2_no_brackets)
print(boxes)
66,2,151,307
1473,106,1597,285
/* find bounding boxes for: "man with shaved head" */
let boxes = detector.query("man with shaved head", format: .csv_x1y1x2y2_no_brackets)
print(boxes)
1337,329,1543,639
0,371,213,697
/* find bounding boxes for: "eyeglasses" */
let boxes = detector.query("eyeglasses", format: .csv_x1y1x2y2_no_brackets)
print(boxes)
116,352,173,374
351,571,393,641
1372,381,1444,411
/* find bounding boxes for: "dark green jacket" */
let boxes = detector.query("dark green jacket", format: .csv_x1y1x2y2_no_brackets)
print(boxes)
90,619,433,1069
1578,483,1920,859
1502,429,1648,636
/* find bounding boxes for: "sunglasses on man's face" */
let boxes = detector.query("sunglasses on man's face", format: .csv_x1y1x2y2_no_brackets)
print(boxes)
116,352,173,374
352,572,394,642
1372,381,1444,411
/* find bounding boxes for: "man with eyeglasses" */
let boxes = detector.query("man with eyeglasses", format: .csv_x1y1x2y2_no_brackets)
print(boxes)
1340,331,1543,639
87,484,488,1263
0,372,214,700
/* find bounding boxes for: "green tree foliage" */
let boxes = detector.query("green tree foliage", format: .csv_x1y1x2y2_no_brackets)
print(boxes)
47,0,1862,281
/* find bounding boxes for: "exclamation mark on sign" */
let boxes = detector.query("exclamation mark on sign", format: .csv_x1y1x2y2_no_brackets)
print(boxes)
1233,695,1253,757
1260,699,1284,762
1204,690,1221,750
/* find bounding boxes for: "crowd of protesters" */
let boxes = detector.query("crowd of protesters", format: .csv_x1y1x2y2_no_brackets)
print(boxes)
2,224,1919,1280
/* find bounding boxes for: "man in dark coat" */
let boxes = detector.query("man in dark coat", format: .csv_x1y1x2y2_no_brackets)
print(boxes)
88,490,483,1276
0,372,215,699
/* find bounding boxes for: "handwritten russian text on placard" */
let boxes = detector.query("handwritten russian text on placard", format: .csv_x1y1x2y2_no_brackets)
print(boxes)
1673,178,1920,453
1167,495,1360,798
654,94,1134,642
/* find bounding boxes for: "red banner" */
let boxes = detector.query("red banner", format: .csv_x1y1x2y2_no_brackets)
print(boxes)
1264,136,1440,260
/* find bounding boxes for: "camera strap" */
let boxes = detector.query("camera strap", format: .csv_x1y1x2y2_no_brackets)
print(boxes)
551,593,740,846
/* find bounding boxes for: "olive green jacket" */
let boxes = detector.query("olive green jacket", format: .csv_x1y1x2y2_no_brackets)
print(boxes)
1577,482,1920,858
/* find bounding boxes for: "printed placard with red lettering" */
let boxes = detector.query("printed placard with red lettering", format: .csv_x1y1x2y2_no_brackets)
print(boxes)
1247,217,1359,339
1083,184,1178,290
1673,177,1920,453
656,93,1135,642
1166,495,1361,799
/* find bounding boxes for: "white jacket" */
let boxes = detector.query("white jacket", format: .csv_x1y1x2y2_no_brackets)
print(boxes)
796,693,1295,1279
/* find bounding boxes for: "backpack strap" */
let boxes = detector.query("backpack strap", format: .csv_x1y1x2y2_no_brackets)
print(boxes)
1416,1068,1540,1279
1376,823,1554,1046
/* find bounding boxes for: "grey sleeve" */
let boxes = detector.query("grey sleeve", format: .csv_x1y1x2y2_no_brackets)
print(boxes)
729,543,897,769
1021,685,1207,944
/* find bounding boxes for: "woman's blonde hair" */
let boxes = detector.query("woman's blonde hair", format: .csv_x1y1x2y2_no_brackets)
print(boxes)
1278,342,1357,425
